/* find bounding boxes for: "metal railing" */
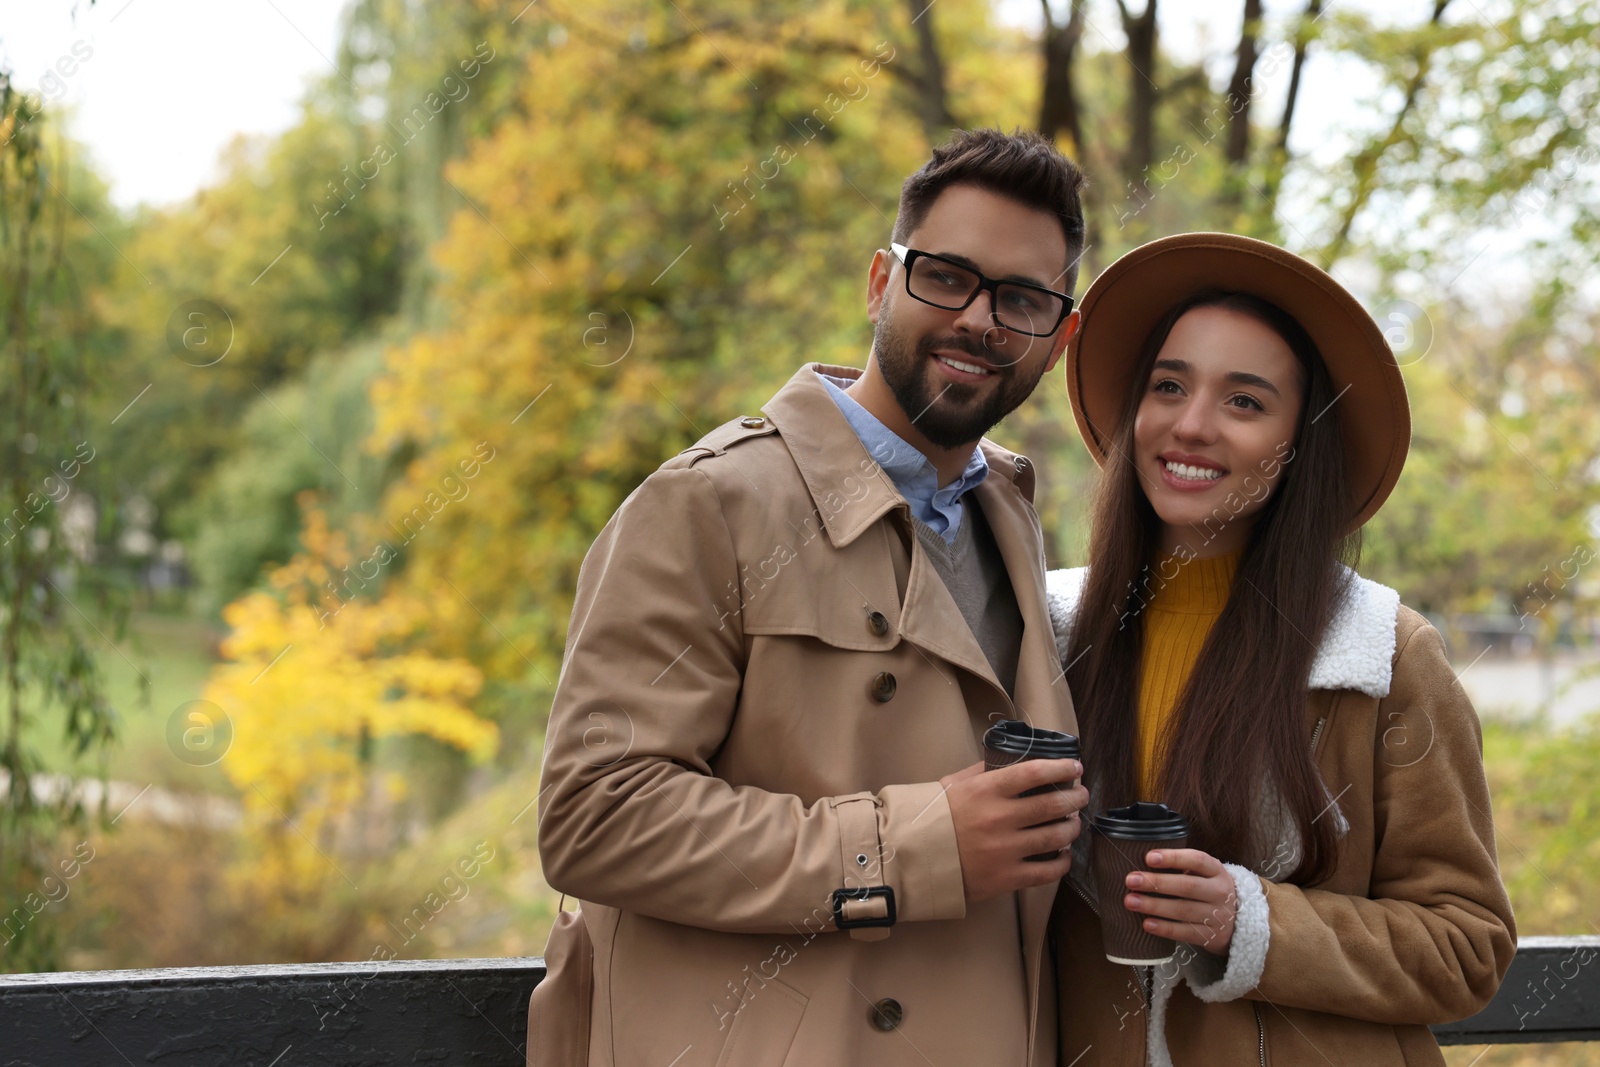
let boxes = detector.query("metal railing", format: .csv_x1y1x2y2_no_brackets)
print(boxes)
3,937,1597,1064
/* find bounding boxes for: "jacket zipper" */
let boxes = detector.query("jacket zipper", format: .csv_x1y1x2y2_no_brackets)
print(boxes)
1232,715,1324,1067
1226,717,1322,1067
1069,874,1101,918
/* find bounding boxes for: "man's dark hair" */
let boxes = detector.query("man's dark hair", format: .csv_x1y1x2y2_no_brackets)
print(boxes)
890,127,1088,295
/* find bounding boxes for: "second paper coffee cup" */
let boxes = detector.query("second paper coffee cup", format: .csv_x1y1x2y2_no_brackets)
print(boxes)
982,719,1081,862
1089,801,1190,965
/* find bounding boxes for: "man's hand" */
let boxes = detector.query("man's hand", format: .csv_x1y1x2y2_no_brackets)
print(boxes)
938,759,1087,904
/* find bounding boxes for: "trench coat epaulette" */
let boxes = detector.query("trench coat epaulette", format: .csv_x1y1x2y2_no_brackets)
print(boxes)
665,413,780,469
665,411,1039,506
990,446,1036,504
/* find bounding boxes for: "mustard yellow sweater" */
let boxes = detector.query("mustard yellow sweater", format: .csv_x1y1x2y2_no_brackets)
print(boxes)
1135,548,1241,799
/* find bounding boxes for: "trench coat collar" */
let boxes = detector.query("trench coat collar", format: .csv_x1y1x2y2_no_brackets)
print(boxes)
762,362,1027,551
762,362,1055,713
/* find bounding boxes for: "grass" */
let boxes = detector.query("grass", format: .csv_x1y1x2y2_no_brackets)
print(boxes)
1480,713,1600,938
1444,1044,1600,1066
25,607,236,797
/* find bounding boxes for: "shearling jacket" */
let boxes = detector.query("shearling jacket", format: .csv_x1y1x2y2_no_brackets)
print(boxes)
536,363,1080,1066
1043,566,1516,1066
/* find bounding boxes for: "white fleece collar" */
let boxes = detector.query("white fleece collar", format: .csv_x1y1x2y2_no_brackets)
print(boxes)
1044,563,1401,698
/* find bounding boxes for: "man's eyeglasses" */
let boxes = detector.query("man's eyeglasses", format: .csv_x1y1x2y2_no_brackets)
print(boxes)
889,243,1075,338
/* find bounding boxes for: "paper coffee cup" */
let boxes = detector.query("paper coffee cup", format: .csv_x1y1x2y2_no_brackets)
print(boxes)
1089,802,1190,965
982,719,1081,862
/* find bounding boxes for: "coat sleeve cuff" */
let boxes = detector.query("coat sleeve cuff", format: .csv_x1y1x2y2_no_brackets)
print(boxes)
877,780,968,924
1182,864,1269,1003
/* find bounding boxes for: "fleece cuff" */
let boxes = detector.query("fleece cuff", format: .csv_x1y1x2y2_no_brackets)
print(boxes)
1182,865,1269,1003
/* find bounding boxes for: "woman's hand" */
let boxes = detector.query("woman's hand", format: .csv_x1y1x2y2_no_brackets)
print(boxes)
1123,847,1238,956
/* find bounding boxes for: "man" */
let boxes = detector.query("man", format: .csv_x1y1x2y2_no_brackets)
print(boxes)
536,127,1088,1066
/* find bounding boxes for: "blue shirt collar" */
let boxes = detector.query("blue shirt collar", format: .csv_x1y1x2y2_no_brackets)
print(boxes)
817,370,989,543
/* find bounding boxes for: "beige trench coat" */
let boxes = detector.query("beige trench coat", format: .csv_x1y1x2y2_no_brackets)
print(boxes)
537,362,1080,1066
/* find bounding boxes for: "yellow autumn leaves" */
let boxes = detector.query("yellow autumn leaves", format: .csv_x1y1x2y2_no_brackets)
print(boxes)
205,499,495,903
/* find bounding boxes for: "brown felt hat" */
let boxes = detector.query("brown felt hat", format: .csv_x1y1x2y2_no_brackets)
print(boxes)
1065,232,1411,531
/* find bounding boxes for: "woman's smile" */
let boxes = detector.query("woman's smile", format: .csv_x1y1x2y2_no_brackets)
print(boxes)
1155,450,1228,491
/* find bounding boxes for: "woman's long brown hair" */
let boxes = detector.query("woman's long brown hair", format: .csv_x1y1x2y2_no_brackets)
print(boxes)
1064,291,1361,885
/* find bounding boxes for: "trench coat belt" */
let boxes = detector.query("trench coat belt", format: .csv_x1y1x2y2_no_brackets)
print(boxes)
833,793,892,942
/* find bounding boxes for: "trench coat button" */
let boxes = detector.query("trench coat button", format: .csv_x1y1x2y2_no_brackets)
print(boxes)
870,998,903,1031
870,672,897,702
739,416,766,428
866,610,889,636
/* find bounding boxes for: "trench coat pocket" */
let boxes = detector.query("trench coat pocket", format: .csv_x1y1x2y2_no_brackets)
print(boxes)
711,975,809,1067
527,897,593,1067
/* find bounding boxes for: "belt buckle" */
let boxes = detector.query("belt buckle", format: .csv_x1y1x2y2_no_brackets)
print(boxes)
832,885,897,929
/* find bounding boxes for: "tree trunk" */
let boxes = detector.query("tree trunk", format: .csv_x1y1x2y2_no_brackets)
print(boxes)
1119,0,1159,189
1276,0,1322,154
906,0,957,141
1262,0,1323,205
1224,0,1262,167
1038,0,1087,156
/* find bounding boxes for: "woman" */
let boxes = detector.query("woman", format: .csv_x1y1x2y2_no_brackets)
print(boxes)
1044,233,1516,1066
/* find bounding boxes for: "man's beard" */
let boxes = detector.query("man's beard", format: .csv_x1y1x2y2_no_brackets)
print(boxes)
871,305,1047,449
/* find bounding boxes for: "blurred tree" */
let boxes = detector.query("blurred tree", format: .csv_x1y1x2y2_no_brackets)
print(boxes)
120,0,532,615
1036,1,1087,155
0,65,122,971
339,0,527,318
1363,294,1600,622
1118,0,1160,193
182,335,402,613
200,500,495,952
94,101,406,557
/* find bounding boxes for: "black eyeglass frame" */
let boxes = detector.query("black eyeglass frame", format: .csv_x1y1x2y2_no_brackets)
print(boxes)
889,242,1076,337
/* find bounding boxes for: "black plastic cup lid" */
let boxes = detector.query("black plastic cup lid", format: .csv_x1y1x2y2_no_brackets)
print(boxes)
983,719,1081,760
1090,801,1188,839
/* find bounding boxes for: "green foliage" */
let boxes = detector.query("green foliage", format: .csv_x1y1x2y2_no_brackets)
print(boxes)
1485,710,1600,937
86,0,534,605
0,72,122,972
183,336,401,613
1326,0,1600,280
92,94,408,557
339,0,528,314
1360,298,1600,616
